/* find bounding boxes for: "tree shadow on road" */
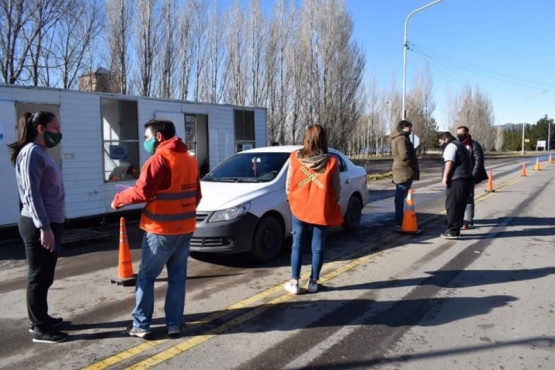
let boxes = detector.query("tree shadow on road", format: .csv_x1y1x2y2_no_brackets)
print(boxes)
333,267,555,291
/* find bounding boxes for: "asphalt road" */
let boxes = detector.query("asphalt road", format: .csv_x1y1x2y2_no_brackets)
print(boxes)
0,154,553,370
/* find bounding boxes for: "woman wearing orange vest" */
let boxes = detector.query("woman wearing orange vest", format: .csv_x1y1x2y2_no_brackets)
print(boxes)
111,119,201,339
285,125,343,294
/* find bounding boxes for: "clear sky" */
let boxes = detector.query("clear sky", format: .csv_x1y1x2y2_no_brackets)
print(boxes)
345,0,555,129
220,0,554,129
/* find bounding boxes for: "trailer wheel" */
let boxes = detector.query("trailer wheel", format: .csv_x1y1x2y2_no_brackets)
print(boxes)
250,215,283,262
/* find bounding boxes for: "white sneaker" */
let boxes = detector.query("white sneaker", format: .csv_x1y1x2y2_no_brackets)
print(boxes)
284,281,300,295
306,280,318,293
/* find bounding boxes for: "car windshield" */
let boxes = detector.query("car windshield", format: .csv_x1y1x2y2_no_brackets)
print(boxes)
202,152,291,183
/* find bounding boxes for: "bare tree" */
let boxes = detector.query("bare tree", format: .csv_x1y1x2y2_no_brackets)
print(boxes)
407,64,436,154
0,0,64,85
198,0,226,103
224,0,247,106
296,0,365,151
134,0,162,97
51,0,104,89
176,0,195,100
382,76,402,152
448,85,496,150
265,0,296,145
27,0,67,86
245,0,267,107
105,0,134,95
363,74,381,155
157,0,178,99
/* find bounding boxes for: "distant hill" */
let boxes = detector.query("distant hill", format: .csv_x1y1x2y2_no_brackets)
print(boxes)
496,123,521,131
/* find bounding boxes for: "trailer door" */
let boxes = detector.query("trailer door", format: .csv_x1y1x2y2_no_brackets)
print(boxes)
0,101,21,227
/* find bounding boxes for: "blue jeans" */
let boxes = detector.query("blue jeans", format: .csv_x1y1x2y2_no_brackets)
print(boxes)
464,185,475,223
132,232,192,332
290,215,328,281
394,180,413,225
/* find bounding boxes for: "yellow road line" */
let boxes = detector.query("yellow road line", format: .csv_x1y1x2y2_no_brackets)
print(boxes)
126,249,387,370
86,170,531,370
85,238,389,370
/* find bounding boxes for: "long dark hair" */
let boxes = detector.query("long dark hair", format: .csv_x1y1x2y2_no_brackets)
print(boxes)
8,111,56,166
299,124,328,158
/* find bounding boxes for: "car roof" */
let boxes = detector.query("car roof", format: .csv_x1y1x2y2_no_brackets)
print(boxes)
239,145,302,154
239,145,342,155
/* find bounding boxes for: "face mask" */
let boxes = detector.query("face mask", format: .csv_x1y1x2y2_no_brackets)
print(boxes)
143,137,158,155
457,134,469,142
43,131,63,148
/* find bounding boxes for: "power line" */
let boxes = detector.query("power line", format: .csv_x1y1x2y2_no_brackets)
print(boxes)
410,43,555,91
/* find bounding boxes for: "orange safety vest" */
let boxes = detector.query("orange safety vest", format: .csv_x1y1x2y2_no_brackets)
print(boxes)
140,149,199,235
288,153,343,226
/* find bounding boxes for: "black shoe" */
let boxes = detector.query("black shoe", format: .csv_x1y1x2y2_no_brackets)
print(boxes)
441,232,460,240
168,330,180,339
32,329,68,343
29,317,64,333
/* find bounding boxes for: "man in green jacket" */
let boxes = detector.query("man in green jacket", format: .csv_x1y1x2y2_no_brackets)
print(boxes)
391,120,420,227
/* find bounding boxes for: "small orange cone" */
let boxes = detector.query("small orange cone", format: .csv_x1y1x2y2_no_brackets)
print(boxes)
111,217,136,286
548,154,554,163
534,158,542,171
400,190,420,234
485,170,495,193
521,162,527,177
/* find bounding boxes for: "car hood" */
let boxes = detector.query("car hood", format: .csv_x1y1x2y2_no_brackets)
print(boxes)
198,181,282,211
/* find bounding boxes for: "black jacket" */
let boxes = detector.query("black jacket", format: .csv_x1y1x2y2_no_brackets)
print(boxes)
468,140,488,184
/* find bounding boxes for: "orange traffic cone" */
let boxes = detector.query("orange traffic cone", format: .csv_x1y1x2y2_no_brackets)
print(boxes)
485,170,495,193
548,154,554,163
521,162,527,177
534,158,542,171
400,190,420,234
111,217,136,286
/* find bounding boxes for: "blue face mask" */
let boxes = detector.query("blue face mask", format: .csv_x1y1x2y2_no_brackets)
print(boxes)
143,137,158,155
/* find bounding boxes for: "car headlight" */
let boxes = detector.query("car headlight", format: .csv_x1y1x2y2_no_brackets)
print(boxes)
209,202,251,222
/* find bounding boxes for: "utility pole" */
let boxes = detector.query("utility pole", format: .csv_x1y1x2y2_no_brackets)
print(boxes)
402,0,442,120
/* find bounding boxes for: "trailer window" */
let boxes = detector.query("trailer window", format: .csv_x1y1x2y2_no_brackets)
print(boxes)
101,99,140,182
234,110,255,152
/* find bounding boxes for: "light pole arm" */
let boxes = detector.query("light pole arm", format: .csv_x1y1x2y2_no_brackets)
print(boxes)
402,0,442,120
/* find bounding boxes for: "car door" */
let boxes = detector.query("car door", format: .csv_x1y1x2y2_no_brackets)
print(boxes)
330,152,352,212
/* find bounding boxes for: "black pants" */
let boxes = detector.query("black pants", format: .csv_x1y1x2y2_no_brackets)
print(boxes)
18,216,63,332
445,178,473,235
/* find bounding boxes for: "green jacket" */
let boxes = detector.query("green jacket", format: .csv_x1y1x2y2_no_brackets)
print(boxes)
391,129,420,184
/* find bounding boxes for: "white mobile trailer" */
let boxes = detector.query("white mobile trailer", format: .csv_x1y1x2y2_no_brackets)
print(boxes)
0,84,267,228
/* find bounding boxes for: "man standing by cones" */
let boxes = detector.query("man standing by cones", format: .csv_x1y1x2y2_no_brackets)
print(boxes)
438,132,473,239
111,119,202,339
391,120,420,227
456,126,488,229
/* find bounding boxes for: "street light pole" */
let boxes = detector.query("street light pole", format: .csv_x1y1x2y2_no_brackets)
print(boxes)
521,90,548,155
402,0,442,120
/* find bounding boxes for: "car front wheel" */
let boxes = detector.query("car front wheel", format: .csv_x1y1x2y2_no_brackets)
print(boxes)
250,215,284,262
343,195,362,229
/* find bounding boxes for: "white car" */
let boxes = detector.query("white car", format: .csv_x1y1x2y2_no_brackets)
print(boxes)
191,145,368,262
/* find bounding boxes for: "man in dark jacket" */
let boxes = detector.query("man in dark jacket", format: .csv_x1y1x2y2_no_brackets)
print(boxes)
439,131,473,239
391,120,420,227
456,126,488,229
